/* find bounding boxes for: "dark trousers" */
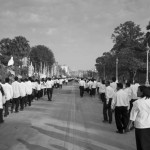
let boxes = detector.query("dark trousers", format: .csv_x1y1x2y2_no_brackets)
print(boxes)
4,100,10,116
24,96,27,107
92,88,96,96
28,95,32,106
80,86,84,97
103,98,112,122
0,109,3,122
11,97,20,112
100,93,105,102
115,106,128,132
20,97,25,110
135,128,150,150
47,88,52,101
103,100,108,121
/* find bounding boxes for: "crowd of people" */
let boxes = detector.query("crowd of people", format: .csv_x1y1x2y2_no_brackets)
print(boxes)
79,77,150,150
0,76,69,124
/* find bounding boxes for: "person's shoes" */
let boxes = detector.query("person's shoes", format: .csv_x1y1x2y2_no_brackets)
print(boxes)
109,121,112,124
102,120,108,123
0,120,4,124
116,130,123,134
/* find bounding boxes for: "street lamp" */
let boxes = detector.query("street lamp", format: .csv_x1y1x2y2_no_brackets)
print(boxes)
116,57,119,83
145,44,150,86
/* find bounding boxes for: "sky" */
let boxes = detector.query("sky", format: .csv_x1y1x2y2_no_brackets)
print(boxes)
0,0,150,71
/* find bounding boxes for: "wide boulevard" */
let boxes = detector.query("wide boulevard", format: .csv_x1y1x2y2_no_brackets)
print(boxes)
0,81,136,150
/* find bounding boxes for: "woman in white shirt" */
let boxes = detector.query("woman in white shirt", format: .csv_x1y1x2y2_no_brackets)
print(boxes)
126,86,150,150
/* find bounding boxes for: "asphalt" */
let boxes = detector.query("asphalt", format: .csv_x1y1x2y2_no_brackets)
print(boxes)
0,81,136,150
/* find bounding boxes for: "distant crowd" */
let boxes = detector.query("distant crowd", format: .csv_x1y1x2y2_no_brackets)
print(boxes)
0,76,69,124
79,77,150,150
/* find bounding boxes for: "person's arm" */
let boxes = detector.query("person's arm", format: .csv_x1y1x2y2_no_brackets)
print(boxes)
125,120,133,132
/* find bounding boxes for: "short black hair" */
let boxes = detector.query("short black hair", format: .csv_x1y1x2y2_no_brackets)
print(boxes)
14,76,18,81
5,77,10,83
126,82,130,87
112,77,116,82
117,83,123,89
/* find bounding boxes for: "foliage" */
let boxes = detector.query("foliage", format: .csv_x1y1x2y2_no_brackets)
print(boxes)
96,21,147,82
30,45,55,72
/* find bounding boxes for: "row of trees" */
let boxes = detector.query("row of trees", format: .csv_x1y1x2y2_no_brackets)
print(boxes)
0,36,55,78
95,21,150,83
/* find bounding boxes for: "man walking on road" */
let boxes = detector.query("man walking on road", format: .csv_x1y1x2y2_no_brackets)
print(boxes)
79,78,85,97
111,83,129,134
46,78,54,101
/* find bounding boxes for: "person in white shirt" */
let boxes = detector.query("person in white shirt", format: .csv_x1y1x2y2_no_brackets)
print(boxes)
111,83,129,134
19,79,27,110
88,79,93,96
92,79,97,97
46,78,54,101
99,80,106,102
0,84,5,123
105,81,114,124
110,77,117,92
11,76,21,113
79,78,85,97
130,81,140,114
3,78,13,116
126,85,150,150
59,78,64,89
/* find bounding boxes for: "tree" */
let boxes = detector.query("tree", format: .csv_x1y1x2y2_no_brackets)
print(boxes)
111,21,144,54
30,45,55,73
0,38,12,66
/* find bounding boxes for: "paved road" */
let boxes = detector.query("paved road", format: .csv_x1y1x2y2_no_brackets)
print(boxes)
0,81,136,150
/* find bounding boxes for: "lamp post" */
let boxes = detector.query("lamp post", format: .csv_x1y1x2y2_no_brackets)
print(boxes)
116,57,119,83
145,44,150,86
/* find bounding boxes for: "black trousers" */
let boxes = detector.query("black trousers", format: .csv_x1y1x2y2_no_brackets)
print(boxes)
100,93,106,102
0,109,3,122
135,128,150,150
79,86,84,97
11,97,20,112
47,88,52,101
92,88,96,96
28,95,32,106
103,100,108,121
4,100,10,116
115,106,128,132
20,97,25,110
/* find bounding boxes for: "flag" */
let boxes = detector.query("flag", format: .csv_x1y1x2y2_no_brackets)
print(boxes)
8,56,14,66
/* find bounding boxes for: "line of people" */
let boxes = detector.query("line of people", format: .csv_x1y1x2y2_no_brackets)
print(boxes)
0,76,69,124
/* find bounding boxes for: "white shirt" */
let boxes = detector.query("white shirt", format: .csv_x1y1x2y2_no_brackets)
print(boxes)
46,80,54,88
88,81,93,89
19,82,27,97
124,87,132,102
111,89,129,109
105,86,114,102
110,82,117,92
12,81,21,98
3,83,13,101
130,97,150,128
59,79,64,85
92,81,97,89
0,91,3,109
25,81,33,95
79,80,85,87
131,83,140,99
99,83,106,93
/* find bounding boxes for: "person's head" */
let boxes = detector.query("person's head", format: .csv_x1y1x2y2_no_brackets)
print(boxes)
14,76,18,81
117,83,123,90
5,77,10,83
137,85,147,98
105,81,110,86
102,80,105,84
112,77,116,82
125,82,131,88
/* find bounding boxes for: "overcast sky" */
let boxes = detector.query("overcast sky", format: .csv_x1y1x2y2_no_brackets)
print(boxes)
0,0,150,70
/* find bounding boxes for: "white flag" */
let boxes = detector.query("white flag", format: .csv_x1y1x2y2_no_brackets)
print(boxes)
8,56,14,66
